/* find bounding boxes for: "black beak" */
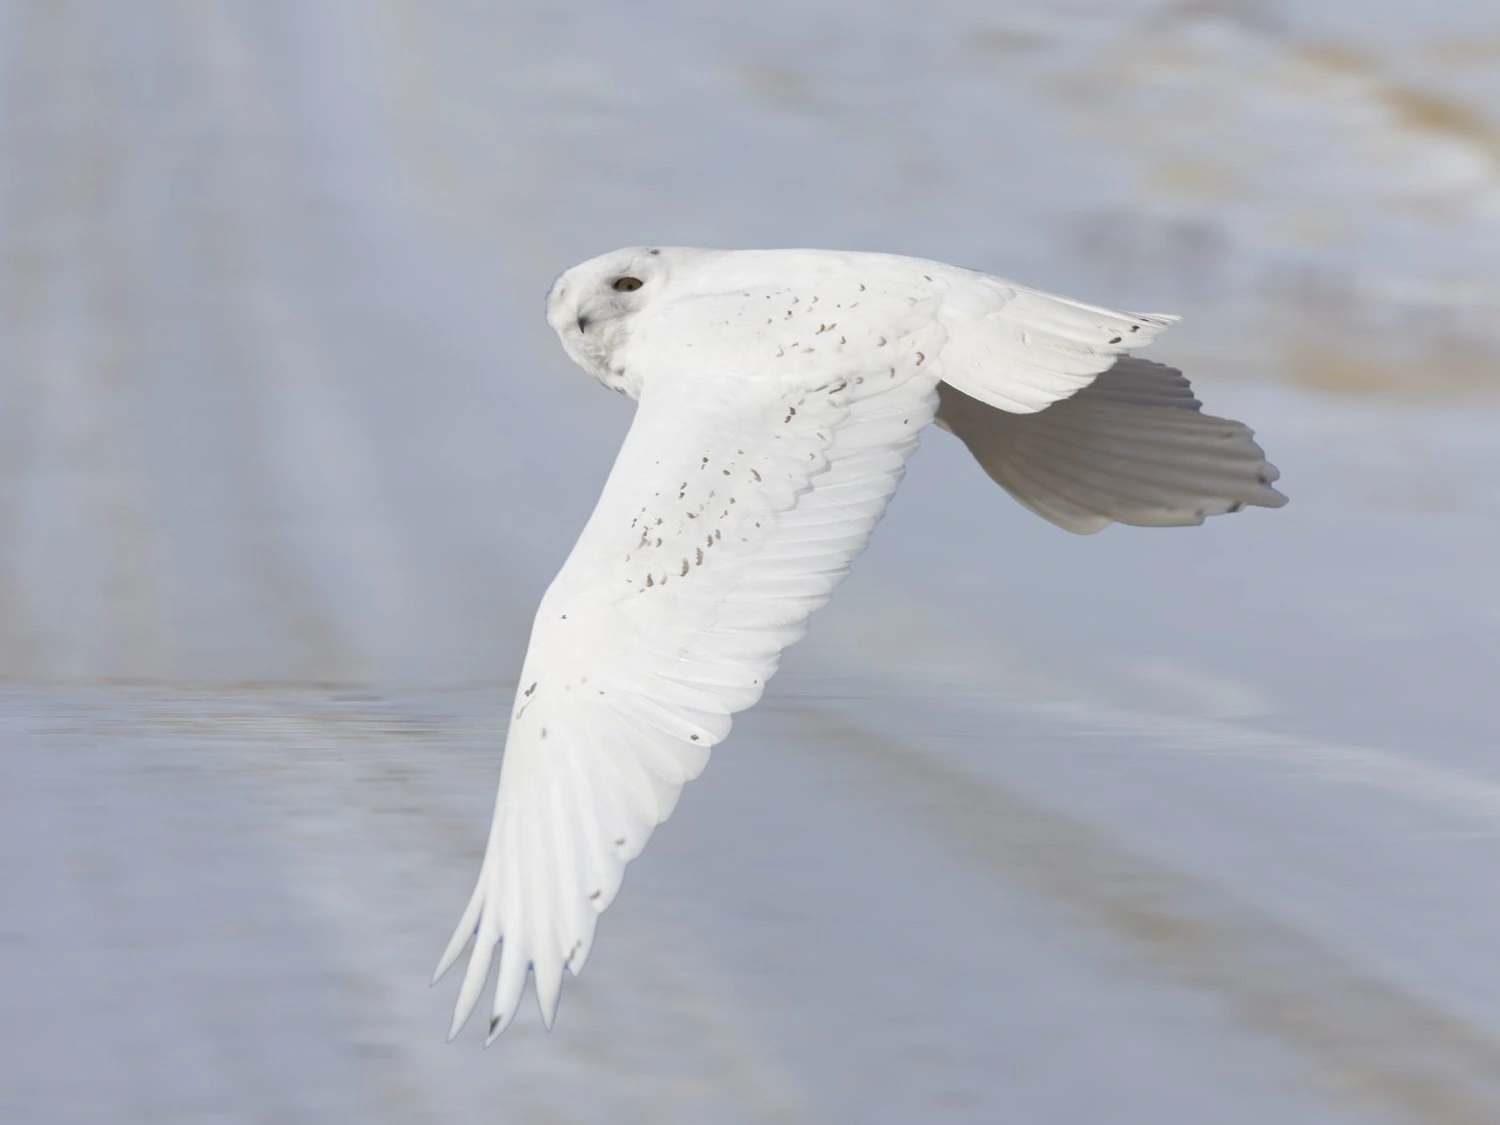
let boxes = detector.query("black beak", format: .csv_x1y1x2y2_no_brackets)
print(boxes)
576,314,591,332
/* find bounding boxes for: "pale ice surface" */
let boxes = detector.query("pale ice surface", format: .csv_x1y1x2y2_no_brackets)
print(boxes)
3,2,1500,1123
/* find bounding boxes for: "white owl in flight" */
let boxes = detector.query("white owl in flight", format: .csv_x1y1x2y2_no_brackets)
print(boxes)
434,247,1286,1041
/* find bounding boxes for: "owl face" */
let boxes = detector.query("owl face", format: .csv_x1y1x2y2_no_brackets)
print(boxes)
546,247,671,389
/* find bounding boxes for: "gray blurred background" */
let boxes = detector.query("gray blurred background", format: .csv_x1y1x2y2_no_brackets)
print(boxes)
3,1,1500,1122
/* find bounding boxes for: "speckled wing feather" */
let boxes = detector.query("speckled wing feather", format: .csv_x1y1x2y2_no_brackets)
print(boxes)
434,350,939,1040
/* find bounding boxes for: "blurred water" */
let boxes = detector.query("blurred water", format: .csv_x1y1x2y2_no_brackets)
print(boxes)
3,2,1500,1123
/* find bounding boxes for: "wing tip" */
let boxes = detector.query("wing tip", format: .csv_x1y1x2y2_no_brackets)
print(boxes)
446,1008,470,1043
484,1012,510,1047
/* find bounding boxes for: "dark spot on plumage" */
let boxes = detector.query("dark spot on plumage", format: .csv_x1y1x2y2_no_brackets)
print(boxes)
645,574,654,587
695,547,704,565
614,837,626,846
1130,324,1140,332
540,727,548,739
589,889,602,901
524,682,537,697
1109,335,1122,344
750,468,761,482
690,734,700,741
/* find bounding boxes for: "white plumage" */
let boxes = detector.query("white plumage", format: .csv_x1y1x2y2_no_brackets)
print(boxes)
433,247,1286,1041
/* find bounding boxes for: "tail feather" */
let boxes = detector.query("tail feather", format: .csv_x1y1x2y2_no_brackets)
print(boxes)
936,278,1179,414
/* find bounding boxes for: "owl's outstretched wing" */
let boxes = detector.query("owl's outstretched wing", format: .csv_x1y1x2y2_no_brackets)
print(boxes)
936,357,1288,532
434,355,939,1040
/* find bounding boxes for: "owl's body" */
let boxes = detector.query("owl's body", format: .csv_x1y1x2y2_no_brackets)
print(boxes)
435,247,1286,1041
553,247,1175,412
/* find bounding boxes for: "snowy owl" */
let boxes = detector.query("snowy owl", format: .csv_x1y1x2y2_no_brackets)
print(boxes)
434,246,1286,1041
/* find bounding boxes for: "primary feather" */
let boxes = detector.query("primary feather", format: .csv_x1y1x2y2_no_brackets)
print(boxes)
434,247,1286,1040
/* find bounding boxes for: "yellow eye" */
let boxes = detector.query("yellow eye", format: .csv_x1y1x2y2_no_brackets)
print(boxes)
611,276,644,292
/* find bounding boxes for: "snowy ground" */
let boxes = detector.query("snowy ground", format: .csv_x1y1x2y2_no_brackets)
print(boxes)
2,2,1499,1123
